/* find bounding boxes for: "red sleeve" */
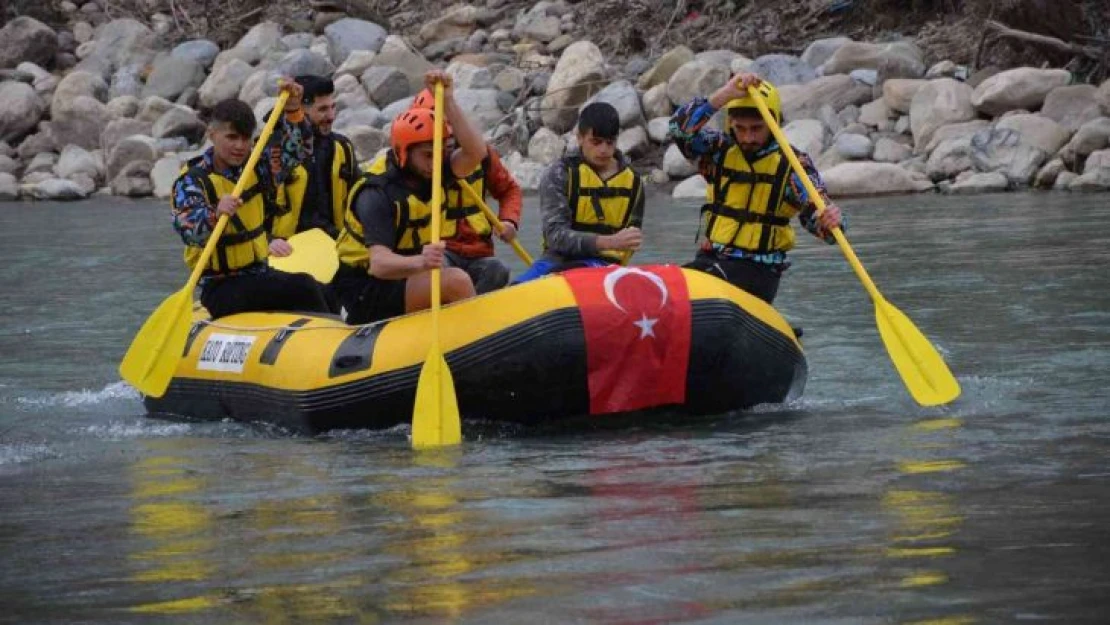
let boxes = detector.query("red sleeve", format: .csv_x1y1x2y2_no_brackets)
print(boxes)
485,148,523,227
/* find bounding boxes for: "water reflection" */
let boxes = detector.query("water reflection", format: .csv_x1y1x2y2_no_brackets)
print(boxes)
886,417,972,625
379,450,538,619
128,440,220,614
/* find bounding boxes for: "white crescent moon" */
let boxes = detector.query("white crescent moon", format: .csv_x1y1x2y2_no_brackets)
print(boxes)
602,267,669,313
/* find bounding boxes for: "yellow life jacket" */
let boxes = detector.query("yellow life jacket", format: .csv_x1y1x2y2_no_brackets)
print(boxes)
269,136,356,239
550,156,642,263
702,144,796,253
268,164,308,240
361,152,492,237
175,162,271,274
337,155,462,268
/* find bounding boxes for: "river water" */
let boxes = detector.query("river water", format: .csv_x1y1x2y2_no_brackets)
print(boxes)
1,192,1108,624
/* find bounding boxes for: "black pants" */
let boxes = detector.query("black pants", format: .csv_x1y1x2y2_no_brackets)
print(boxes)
200,269,331,319
332,264,407,324
444,250,510,294
685,252,784,304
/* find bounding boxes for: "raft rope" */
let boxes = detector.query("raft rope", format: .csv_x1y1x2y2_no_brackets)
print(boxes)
197,317,387,334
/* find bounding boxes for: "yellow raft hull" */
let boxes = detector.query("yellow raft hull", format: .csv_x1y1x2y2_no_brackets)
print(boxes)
144,268,806,433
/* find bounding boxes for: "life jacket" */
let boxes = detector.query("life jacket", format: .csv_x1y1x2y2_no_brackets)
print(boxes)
175,160,271,274
336,153,461,269
701,144,797,254
361,152,492,238
269,135,355,240
268,164,308,240
550,155,642,263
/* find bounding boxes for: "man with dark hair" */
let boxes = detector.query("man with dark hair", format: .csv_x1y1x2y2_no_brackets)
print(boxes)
269,74,358,245
332,71,486,324
360,88,524,294
669,74,843,305
513,101,644,283
170,81,331,319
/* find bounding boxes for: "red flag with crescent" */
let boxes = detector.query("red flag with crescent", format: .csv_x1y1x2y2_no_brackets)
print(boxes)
563,264,692,415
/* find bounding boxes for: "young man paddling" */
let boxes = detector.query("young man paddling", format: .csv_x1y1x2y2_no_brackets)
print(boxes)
514,102,645,283
170,81,330,319
269,75,359,245
669,74,844,304
332,71,487,324
359,88,524,294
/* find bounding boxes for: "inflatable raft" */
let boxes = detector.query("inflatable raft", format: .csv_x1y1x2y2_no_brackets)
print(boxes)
144,265,807,433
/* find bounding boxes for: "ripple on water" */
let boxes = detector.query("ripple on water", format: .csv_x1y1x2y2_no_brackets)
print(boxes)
15,380,139,409
0,443,56,466
79,419,194,440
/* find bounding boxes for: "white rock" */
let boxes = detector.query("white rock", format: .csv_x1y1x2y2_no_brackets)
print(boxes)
527,127,566,165
27,177,88,200
542,41,606,133
947,171,1009,194
971,68,1071,117
909,78,976,152
672,174,707,199
647,117,671,143
616,126,649,158
822,161,934,196
663,144,696,178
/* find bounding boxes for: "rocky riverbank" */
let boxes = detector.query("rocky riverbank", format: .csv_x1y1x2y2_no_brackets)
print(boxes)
1,1,1109,203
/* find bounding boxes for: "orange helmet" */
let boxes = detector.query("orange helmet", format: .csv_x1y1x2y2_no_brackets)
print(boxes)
390,108,452,168
411,88,434,111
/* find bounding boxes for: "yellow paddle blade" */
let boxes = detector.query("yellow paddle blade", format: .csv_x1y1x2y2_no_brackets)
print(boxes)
118,287,193,398
411,345,461,448
875,298,961,407
268,228,339,283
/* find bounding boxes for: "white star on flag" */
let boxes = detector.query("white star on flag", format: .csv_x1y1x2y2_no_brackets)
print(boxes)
634,314,658,339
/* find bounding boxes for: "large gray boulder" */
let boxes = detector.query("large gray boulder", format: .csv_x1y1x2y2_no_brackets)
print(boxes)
971,68,1071,117
230,22,285,66
542,41,606,133
820,40,925,79
636,45,694,91
0,17,58,69
822,161,934,196
666,60,729,108
748,54,816,86
171,39,220,69
325,18,388,66
273,49,335,78
367,35,434,94
1040,84,1103,132
801,37,852,70
778,75,873,122
909,78,976,152
77,19,157,78
969,126,1048,185
197,59,254,109
142,56,205,101
581,80,643,129
0,82,45,143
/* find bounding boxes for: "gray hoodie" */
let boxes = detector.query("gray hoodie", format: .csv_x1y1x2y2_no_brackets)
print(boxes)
537,150,644,262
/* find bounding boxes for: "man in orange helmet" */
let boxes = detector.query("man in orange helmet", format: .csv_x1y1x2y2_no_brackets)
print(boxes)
332,71,487,324
405,88,523,294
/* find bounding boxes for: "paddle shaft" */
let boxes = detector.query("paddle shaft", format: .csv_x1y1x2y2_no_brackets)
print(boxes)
745,87,883,299
186,90,292,292
457,179,535,266
431,86,445,325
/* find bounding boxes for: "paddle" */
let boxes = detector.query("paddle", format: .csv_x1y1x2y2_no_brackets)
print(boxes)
747,85,961,407
456,179,535,266
119,90,292,398
411,82,462,449
268,227,340,283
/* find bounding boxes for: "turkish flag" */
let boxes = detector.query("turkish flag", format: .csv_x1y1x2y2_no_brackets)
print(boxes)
563,264,692,415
